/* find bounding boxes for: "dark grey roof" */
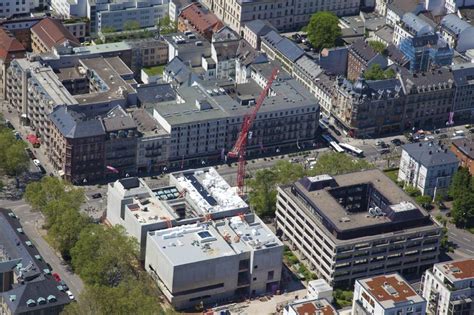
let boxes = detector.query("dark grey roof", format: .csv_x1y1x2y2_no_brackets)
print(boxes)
50,106,105,139
236,39,268,66
387,0,424,17
386,44,409,66
102,105,136,132
350,38,379,62
0,209,70,314
402,142,459,167
119,177,140,189
262,31,304,62
441,14,471,35
452,139,474,159
244,19,276,36
164,57,197,85
137,83,176,104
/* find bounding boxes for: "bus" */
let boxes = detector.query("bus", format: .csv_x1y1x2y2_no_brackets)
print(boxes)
339,143,364,157
322,134,344,153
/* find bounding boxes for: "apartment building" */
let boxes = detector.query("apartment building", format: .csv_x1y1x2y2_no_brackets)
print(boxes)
63,20,88,42
332,77,405,138
0,209,71,314
0,28,26,101
440,14,474,53
178,2,223,41
260,31,304,73
31,18,80,54
451,139,474,175
353,273,426,315
87,0,169,34
398,142,459,198
452,63,474,122
284,298,338,315
421,259,474,315
202,0,360,33
125,38,169,73
347,38,387,81
211,27,240,80
242,19,276,50
162,32,212,67
145,213,283,310
276,169,442,288
51,0,88,18
0,0,44,18
151,68,319,169
107,167,249,259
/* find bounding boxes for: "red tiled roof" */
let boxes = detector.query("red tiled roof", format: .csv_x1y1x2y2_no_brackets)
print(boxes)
31,17,79,50
443,259,474,280
365,275,417,303
180,3,222,34
0,28,25,59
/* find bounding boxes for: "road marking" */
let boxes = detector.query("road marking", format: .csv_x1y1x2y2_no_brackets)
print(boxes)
465,249,474,254
463,237,472,242
450,232,457,237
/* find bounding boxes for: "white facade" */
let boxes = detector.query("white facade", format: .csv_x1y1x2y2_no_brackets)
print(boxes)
398,143,459,197
445,0,474,13
52,0,88,18
353,274,426,315
421,259,474,315
0,0,37,18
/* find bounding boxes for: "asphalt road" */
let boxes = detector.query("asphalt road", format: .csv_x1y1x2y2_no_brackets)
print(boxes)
0,198,84,297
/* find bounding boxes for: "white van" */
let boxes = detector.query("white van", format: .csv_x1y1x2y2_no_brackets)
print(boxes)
452,130,465,137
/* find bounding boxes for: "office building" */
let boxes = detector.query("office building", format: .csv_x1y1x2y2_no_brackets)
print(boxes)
398,142,459,198
51,0,88,18
145,213,283,310
353,273,426,315
0,209,70,314
87,0,169,34
202,0,360,33
421,259,474,315
451,139,474,175
0,0,43,18
106,167,249,258
276,169,442,287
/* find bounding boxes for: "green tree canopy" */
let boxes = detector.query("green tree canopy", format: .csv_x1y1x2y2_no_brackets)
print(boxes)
449,167,472,200
71,225,139,286
363,64,396,80
368,40,386,54
157,15,177,35
306,11,341,50
0,127,29,176
124,20,140,31
452,193,474,228
247,169,278,218
25,177,84,212
308,152,372,176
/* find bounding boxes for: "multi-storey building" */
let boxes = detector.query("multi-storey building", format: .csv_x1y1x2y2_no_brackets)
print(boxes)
284,298,338,315
145,213,282,310
63,20,88,42
87,0,169,34
347,38,388,81
0,208,71,314
394,13,453,73
440,14,474,53
0,28,26,101
202,0,360,33
0,0,44,18
445,0,474,14
398,142,459,198
451,139,474,175
162,32,212,67
177,2,223,41
242,19,276,50
51,0,88,18
125,38,169,74
31,18,80,54
276,169,442,288
421,259,474,315
332,77,405,138
211,26,240,80
353,273,426,315
452,62,474,122
261,31,304,74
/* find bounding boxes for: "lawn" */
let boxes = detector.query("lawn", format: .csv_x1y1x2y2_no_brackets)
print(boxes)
384,168,399,183
143,65,166,76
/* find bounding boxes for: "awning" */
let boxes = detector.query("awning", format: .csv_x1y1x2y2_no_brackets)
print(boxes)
26,134,40,145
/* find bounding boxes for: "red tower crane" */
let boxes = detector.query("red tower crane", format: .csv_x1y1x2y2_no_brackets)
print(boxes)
227,68,279,195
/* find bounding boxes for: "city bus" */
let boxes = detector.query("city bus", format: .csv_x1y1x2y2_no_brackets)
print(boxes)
339,143,364,157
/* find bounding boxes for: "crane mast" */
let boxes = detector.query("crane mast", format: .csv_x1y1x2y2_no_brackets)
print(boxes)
228,68,279,194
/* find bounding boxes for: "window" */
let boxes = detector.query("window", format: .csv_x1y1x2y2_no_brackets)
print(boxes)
267,271,274,280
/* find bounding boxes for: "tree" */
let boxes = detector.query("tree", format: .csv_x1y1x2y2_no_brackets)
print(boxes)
247,169,278,218
415,195,433,209
272,160,306,185
63,280,164,315
306,11,341,50
124,20,140,31
101,26,115,34
368,40,386,54
0,129,29,176
25,177,84,212
71,225,139,286
308,152,372,176
157,15,177,35
449,167,471,200
452,192,474,228
363,64,396,80
404,185,421,198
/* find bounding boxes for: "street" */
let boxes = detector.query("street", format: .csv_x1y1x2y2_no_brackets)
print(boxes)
0,198,84,297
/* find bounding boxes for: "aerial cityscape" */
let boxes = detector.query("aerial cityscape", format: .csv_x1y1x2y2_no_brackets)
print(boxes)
0,0,473,314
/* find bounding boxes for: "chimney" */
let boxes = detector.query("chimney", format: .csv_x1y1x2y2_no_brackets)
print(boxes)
429,151,432,155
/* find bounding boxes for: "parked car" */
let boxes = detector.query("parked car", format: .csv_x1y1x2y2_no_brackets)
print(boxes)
91,193,102,199
391,138,403,146
33,159,41,167
59,280,69,290
52,273,61,282
66,290,75,300
25,148,35,160
438,134,448,139
469,128,474,134
453,130,465,137
375,140,385,147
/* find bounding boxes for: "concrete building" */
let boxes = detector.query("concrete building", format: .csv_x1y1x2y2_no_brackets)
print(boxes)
169,0,194,21
0,0,44,18
445,0,474,14
398,142,459,198
51,0,88,18
0,17,43,51
235,39,268,84
87,0,169,34
353,273,426,315
451,139,474,175
145,213,283,310
31,18,80,53
162,32,212,67
125,38,169,74
440,14,474,53
452,62,474,121
284,298,338,315
211,26,240,80
260,31,304,73
63,20,88,42
0,209,70,314
107,167,249,258
202,0,360,34
386,0,425,27
347,38,388,81
276,169,442,287
421,259,474,315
